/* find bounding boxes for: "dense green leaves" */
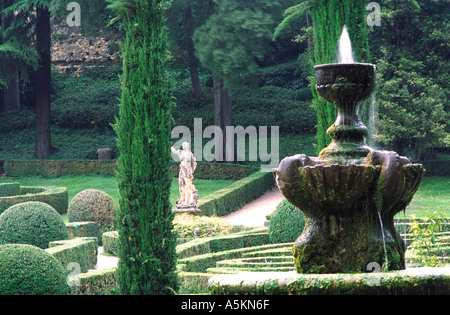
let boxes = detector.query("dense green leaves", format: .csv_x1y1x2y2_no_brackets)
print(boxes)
372,0,449,159
193,0,284,90
110,0,178,295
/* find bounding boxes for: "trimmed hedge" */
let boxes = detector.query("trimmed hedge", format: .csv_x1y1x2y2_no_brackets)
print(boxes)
66,221,100,240
69,268,118,295
0,183,20,197
102,231,119,256
4,160,118,177
46,237,98,274
268,199,306,244
68,189,116,238
0,185,68,215
421,159,450,176
0,244,71,295
0,201,69,249
198,171,275,217
3,160,258,180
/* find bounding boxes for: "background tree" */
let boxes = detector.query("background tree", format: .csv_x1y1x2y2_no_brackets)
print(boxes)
275,0,371,153
371,0,449,160
1,0,20,112
193,0,286,162
1,0,53,158
0,1,40,108
108,0,179,295
166,0,211,97
34,2,52,159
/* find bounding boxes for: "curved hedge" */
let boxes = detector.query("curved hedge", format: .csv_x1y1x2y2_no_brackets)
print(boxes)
0,244,71,295
0,185,68,215
0,201,69,249
268,199,306,244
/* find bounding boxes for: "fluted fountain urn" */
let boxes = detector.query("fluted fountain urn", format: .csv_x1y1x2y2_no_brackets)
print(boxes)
274,62,425,274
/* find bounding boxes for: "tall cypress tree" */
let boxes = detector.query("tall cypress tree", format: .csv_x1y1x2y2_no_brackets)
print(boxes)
109,0,178,295
310,0,370,153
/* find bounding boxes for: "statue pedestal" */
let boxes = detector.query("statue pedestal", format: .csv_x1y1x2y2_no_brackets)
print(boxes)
173,206,202,221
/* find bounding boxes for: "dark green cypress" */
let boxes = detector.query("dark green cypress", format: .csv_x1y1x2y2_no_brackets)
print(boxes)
310,0,370,153
110,0,178,295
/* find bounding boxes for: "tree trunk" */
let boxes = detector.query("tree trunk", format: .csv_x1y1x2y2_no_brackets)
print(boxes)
213,76,235,162
1,0,20,112
184,6,202,98
414,143,436,161
35,5,52,159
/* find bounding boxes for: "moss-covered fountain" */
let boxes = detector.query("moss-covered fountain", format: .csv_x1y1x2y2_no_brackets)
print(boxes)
209,28,450,295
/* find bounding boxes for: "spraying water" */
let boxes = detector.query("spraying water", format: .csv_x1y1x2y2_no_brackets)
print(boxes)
338,25,355,63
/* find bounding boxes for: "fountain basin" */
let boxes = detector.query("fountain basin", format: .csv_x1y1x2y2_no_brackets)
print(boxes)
209,268,450,295
315,63,376,164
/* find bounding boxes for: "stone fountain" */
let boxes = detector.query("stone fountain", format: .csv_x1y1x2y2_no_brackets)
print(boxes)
274,27,425,274
275,61,424,273
208,28,449,295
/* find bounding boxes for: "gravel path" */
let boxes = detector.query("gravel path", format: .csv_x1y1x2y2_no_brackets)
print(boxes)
224,187,284,227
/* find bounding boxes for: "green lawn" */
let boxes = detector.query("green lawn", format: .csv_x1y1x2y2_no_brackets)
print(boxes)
399,176,450,219
0,175,235,211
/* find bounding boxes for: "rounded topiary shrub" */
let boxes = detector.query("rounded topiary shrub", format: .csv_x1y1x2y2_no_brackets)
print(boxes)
0,244,70,295
268,199,306,244
0,201,69,249
68,189,116,235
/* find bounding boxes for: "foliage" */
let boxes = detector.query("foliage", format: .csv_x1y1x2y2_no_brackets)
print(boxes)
51,0,114,35
0,244,70,295
371,0,450,159
193,0,284,91
268,199,306,244
110,0,179,295
0,185,68,215
0,201,69,249
50,66,121,129
0,2,39,89
409,210,448,267
173,216,234,238
68,189,116,236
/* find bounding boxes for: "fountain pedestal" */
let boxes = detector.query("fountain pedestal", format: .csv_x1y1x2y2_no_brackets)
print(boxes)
274,63,425,273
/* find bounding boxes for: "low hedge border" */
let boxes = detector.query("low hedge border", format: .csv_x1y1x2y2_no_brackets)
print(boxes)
178,242,294,294
46,237,98,274
69,268,118,295
0,183,20,197
198,171,275,217
66,221,100,240
4,160,118,177
0,185,68,215
3,160,259,180
102,231,119,256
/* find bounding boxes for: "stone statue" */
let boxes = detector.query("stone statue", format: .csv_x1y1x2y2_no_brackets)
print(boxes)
171,142,200,213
